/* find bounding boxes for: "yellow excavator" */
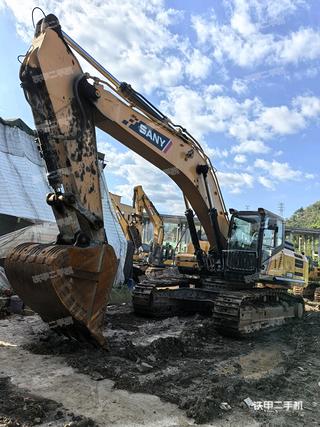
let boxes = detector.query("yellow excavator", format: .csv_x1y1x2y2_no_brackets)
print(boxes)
131,185,165,266
5,13,308,345
110,195,143,253
301,259,320,301
175,240,210,273
111,186,165,266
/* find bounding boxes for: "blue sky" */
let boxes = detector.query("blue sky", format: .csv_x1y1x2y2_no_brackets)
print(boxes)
1,0,320,217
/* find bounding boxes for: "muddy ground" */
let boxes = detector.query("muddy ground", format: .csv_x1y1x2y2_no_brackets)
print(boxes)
0,301,319,426
0,376,97,427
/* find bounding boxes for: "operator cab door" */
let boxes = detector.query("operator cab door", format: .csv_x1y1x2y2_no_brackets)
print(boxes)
259,215,284,270
225,213,261,276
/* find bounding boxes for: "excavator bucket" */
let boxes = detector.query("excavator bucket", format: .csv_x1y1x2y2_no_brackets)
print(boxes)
5,242,118,347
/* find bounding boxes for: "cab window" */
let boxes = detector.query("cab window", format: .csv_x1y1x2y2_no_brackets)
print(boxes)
261,217,284,262
229,215,260,250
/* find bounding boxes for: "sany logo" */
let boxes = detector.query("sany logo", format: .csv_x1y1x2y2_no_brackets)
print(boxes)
138,123,168,149
123,119,172,152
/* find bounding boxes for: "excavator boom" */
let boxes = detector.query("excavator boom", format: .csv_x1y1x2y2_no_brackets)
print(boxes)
61,29,230,252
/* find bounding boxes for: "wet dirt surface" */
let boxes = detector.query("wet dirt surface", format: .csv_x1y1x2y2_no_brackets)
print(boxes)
0,315,199,427
23,302,320,426
0,376,97,427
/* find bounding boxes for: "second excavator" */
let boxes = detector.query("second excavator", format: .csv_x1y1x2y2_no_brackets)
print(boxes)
131,185,165,266
5,13,307,345
111,185,167,267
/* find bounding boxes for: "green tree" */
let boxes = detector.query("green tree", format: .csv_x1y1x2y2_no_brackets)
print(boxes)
286,201,320,229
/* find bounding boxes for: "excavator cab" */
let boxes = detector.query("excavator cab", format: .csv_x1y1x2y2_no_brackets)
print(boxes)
224,208,308,288
224,208,279,280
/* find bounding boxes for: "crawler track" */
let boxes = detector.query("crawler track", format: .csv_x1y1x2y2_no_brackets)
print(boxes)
213,289,304,335
132,278,305,335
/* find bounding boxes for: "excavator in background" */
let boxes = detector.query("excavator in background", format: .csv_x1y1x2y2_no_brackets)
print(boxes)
297,258,320,301
111,186,168,281
131,185,165,266
308,266,320,301
110,195,143,253
175,240,210,273
5,13,308,345
111,186,166,267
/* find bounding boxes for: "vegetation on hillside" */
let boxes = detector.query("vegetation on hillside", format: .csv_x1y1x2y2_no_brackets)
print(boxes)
286,201,320,229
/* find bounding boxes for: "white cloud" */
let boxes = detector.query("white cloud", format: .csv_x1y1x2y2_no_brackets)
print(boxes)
232,79,248,95
293,96,320,118
217,171,254,194
231,140,270,154
305,173,315,179
274,150,283,156
206,84,225,95
259,106,306,134
234,154,247,163
2,0,211,94
192,1,318,69
280,28,320,63
155,7,184,26
162,84,320,153
261,0,307,24
254,159,302,181
258,176,275,190
254,158,315,192
185,49,212,80
206,147,229,159
304,67,320,79
230,0,257,37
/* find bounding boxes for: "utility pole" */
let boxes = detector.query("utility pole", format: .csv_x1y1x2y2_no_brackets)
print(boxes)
278,202,285,218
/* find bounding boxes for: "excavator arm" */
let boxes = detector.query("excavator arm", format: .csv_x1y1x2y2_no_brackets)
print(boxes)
110,196,142,250
5,14,229,345
4,15,119,346
132,186,164,265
